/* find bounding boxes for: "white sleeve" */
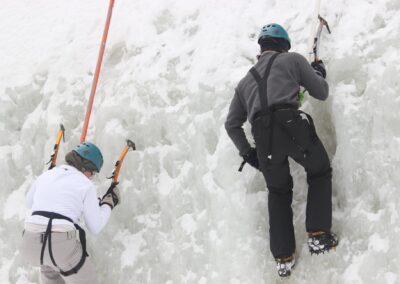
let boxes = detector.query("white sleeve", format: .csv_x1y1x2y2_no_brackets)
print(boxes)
25,181,37,209
83,185,112,234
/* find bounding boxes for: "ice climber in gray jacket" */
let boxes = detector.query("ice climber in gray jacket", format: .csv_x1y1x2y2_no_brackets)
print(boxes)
225,23,338,277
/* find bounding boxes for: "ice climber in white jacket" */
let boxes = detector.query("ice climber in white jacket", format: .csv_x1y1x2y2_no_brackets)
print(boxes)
20,142,120,284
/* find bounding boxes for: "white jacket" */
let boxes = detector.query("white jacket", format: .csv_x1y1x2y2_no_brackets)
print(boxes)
25,165,111,234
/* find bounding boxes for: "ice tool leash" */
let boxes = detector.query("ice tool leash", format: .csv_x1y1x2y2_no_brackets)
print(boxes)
47,124,66,170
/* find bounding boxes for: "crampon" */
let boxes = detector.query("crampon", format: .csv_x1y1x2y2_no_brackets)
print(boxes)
275,255,295,277
308,231,338,255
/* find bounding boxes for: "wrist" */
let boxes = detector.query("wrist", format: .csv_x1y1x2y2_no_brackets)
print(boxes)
242,147,254,158
100,201,114,210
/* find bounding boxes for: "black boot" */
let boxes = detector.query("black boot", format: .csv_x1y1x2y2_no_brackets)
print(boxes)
308,231,338,255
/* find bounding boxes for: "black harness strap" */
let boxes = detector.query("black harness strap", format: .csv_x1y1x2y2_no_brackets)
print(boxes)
249,53,280,161
250,53,308,159
32,211,88,277
249,52,279,115
249,66,262,82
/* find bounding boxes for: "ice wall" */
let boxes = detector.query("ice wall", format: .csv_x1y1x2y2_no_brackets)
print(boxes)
1,0,400,283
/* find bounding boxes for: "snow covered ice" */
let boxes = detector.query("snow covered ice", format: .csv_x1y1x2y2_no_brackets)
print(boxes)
1,0,400,283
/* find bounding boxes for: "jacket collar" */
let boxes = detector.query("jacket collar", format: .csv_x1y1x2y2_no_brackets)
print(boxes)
60,164,79,172
258,50,278,61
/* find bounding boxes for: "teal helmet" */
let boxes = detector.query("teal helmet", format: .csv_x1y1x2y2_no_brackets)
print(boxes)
73,142,103,172
258,23,291,50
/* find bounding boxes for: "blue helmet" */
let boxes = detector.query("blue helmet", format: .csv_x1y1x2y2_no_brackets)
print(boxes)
258,23,291,50
73,142,103,172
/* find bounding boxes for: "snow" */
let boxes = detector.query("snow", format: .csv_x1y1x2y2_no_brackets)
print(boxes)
1,0,400,283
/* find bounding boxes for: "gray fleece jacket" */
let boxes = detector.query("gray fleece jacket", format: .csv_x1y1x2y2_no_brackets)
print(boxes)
225,51,329,156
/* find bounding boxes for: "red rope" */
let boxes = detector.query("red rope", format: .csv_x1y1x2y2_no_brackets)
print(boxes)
81,0,115,143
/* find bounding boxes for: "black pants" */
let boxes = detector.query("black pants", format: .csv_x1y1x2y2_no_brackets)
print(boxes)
252,109,332,258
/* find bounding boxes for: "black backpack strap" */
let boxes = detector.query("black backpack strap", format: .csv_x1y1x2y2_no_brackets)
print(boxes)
32,211,88,276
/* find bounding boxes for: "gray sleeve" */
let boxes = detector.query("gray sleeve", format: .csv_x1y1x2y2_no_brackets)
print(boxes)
295,54,329,100
225,89,251,156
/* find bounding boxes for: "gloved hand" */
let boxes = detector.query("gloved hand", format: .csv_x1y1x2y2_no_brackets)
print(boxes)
311,60,326,78
100,184,121,209
241,148,259,170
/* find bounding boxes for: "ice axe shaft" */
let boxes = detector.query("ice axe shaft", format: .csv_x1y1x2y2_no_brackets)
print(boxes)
108,139,136,184
313,15,331,62
47,124,66,170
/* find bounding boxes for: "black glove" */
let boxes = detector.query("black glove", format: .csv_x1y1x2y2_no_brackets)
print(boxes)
311,60,326,78
240,148,259,170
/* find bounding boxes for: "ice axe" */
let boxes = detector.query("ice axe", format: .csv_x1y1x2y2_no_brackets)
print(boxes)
312,15,331,62
103,139,136,199
47,124,66,170
298,15,331,105
108,139,136,184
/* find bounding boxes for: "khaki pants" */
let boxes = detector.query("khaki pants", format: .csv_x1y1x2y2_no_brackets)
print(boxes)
20,230,98,284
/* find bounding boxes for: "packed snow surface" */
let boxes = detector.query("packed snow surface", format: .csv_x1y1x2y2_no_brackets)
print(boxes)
1,0,400,283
